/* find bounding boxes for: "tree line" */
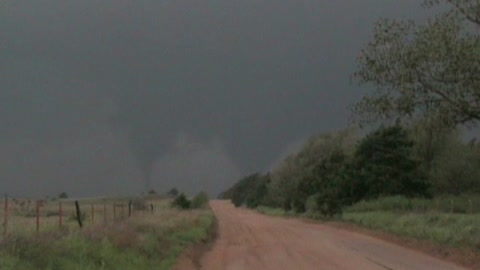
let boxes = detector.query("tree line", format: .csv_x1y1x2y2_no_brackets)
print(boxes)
220,124,480,216
219,1,480,216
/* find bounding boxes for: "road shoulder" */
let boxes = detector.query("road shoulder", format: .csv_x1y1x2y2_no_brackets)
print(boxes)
302,219,479,270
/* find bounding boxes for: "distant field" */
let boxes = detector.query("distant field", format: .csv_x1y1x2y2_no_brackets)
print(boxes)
0,195,176,234
0,196,215,270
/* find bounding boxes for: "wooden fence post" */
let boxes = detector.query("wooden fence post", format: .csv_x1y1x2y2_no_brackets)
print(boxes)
128,200,132,217
91,205,94,225
74,201,83,228
104,202,107,224
36,200,40,234
59,201,63,229
150,203,154,215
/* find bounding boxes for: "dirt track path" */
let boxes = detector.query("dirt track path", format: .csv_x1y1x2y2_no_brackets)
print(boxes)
193,200,469,270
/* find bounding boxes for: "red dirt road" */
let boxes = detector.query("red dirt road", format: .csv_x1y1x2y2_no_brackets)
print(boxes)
194,200,469,270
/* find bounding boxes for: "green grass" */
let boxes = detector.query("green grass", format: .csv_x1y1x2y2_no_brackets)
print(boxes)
342,195,480,249
345,195,480,214
342,211,480,249
0,205,216,270
255,195,480,250
256,206,290,217
159,213,215,269
0,232,150,270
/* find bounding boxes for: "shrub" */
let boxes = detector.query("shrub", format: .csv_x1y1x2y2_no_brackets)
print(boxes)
351,125,431,200
316,192,344,217
171,194,191,209
191,192,209,209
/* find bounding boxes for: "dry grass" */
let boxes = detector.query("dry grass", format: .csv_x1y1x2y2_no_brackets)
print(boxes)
0,196,215,270
0,196,168,236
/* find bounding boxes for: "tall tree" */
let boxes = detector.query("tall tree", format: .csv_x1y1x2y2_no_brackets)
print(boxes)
352,1,480,127
408,113,458,171
267,128,357,211
352,125,430,199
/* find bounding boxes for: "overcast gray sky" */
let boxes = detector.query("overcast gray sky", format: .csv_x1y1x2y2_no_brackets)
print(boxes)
0,0,428,197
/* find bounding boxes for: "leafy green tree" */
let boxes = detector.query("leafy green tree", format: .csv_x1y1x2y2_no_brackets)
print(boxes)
352,1,480,127
352,125,431,199
245,174,270,208
267,128,358,211
408,113,458,172
267,156,302,210
219,173,266,207
429,136,480,194
301,150,350,216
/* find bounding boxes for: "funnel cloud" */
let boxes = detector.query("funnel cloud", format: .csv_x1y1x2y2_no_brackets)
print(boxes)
0,0,424,197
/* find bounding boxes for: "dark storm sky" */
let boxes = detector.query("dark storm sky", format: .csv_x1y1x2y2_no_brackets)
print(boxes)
0,0,427,197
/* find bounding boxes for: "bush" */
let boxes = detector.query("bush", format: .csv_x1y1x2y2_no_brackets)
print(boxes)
171,194,191,209
429,141,480,195
316,192,344,217
191,192,209,209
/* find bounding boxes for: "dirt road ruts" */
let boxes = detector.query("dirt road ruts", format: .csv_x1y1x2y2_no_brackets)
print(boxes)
184,200,469,270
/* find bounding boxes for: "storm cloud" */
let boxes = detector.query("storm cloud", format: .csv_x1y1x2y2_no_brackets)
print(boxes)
0,0,425,197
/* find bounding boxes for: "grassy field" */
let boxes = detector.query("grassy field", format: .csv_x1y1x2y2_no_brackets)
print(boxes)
345,195,480,214
0,196,215,270
2,198,124,235
342,195,480,249
342,211,480,248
